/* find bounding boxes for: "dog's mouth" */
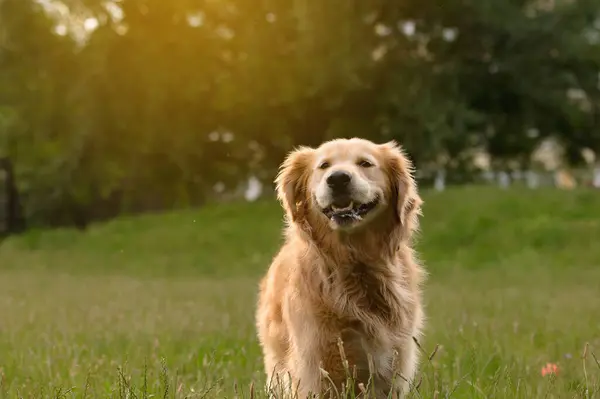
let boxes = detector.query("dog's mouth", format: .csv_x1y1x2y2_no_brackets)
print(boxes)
322,197,380,225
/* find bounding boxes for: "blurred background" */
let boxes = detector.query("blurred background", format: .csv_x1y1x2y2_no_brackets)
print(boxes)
1,0,600,232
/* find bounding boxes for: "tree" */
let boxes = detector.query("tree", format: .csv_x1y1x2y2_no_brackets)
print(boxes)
1,0,599,227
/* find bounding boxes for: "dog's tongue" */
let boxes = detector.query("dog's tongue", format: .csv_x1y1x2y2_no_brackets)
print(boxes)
331,201,360,222
331,199,353,211
331,211,361,223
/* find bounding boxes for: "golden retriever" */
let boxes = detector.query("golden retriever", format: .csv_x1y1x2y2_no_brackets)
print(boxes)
256,138,426,398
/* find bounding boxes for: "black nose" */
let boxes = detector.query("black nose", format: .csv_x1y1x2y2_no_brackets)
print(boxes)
326,171,352,189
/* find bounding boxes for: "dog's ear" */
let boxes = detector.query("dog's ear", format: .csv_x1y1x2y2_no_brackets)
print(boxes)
382,141,423,241
275,146,315,222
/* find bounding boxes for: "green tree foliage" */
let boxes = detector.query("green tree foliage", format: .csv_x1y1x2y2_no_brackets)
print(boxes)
0,0,599,226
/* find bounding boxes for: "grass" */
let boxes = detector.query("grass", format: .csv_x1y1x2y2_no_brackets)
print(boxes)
0,186,599,398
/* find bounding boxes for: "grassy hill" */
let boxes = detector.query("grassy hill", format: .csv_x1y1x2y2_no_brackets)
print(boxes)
1,186,598,276
0,187,599,397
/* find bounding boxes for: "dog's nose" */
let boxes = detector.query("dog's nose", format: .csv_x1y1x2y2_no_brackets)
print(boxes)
326,171,352,189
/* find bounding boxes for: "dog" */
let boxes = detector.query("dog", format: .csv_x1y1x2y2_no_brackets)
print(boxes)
256,138,426,398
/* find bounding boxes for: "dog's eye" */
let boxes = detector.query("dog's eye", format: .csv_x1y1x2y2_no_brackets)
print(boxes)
358,160,374,168
318,161,330,170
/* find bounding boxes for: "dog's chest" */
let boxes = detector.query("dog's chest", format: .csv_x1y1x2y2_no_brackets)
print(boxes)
327,262,407,329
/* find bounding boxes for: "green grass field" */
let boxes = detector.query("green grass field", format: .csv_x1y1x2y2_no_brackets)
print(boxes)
0,187,599,398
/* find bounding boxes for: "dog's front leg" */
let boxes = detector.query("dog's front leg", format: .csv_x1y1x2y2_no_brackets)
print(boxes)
282,294,327,398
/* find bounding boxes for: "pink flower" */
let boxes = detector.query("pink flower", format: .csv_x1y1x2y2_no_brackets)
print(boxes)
541,362,559,377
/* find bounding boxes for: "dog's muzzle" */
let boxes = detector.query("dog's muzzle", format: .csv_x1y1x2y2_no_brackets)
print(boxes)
326,170,353,207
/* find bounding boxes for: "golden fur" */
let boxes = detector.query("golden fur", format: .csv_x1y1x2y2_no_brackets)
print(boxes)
256,138,426,398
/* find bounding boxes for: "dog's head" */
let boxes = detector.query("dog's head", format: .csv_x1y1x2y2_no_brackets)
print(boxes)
275,138,422,240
